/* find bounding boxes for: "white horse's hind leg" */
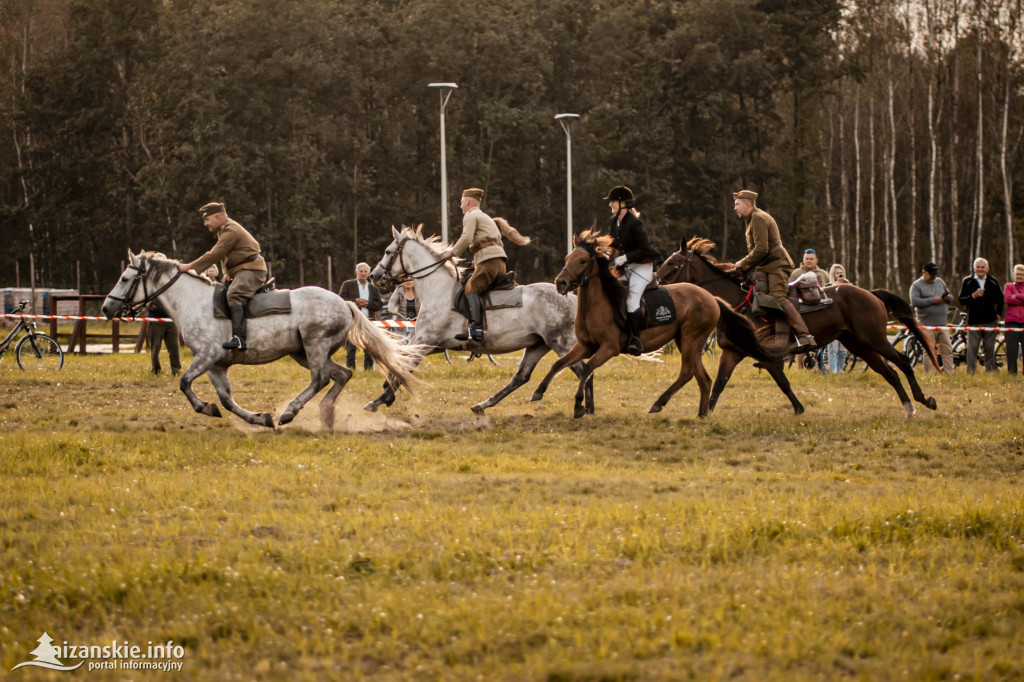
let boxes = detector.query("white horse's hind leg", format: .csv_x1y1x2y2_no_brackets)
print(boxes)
207,367,275,428
279,344,335,426
317,359,353,429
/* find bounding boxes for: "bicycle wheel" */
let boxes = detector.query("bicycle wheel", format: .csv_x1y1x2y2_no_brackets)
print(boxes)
904,338,924,367
16,333,64,371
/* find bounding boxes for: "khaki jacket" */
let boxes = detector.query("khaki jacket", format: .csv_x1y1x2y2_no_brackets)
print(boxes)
736,208,793,274
187,218,267,278
451,208,507,266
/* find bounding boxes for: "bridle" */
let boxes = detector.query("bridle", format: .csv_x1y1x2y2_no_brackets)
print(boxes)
557,247,600,293
660,249,752,311
106,259,182,318
376,235,452,288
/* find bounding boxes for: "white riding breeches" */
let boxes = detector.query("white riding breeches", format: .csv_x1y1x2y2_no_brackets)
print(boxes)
625,263,654,312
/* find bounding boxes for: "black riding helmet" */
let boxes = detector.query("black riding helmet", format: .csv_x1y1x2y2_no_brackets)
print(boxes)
603,185,634,207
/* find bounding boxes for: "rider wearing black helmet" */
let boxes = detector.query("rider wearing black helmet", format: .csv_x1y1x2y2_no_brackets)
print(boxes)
604,186,661,356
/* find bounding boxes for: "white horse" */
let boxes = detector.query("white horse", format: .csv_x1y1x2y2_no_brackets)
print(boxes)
102,251,421,429
366,226,593,414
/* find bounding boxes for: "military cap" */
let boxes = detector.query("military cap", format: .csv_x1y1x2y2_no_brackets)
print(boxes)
732,189,758,202
199,202,226,218
462,188,485,201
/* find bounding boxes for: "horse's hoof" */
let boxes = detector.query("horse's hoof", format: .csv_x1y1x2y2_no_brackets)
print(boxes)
364,401,379,413
257,412,275,428
925,397,937,410
529,392,543,403
573,406,586,419
201,403,221,418
279,411,295,426
471,404,486,415
794,405,806,415
648,405,663,414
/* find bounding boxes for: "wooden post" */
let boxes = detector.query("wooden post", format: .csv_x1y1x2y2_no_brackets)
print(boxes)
327,255,333,292
29,253,35,314
15,261,19,288
76,260,81,293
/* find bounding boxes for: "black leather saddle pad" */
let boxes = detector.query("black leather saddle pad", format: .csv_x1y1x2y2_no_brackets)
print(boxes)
641,285,677,329
213,284,292,319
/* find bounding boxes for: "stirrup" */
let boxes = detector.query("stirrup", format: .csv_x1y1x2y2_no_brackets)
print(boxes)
788,334,816,353
455,326,483,343
222,335,247,351
624,337,644,357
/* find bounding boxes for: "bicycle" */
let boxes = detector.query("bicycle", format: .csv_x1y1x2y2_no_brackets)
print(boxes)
0,300,65,371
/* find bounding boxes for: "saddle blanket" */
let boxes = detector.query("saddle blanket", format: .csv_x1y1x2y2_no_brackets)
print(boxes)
451,285,524,318
641,286,677,329
213,285,292,319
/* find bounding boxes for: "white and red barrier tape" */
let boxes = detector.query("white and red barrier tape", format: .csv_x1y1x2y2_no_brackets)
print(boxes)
884,323,1006,332
2,312,416,327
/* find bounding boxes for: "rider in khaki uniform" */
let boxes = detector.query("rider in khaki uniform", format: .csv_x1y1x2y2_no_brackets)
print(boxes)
178,202,267,351
721,190,815,351
441,188,529,342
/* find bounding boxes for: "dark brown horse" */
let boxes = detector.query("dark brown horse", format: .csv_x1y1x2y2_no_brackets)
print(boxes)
656,237,941,417
529,231,785,418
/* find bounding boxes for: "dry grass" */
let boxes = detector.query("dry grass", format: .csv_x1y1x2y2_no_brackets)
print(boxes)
1,350,1022,680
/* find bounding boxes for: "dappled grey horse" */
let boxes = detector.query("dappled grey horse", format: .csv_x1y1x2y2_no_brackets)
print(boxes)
366,226,593,414
103,251,422,429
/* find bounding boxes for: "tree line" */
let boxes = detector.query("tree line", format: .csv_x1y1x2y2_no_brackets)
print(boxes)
0,0,1021,296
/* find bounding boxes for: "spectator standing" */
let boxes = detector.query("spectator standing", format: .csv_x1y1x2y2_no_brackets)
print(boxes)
790,249,832,286
339,262,383,370
909,262,955,374
826,264,849,373
1003,264,1024,375
387,279,419,340
957,257,1004,373
146,300,181,376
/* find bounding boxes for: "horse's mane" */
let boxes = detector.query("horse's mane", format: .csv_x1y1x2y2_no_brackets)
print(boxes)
143,251,216,286
400,225,463,278
685,237,744,283
576,230,627,311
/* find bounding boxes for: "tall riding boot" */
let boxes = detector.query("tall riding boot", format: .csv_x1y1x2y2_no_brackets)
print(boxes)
780,299,815,353
624,310,645,356
223,305,248,350
454,293,484,342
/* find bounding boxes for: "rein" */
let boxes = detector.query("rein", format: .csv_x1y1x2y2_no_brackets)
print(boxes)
378,235,452,287
558,248,599,293
106,260,182,317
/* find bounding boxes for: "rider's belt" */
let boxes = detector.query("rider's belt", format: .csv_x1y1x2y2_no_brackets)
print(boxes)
471,240,500,254
233,253,261,266
753,244,787,267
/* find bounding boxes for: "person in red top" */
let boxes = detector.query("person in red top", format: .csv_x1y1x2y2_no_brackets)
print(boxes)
1003,264,1024,375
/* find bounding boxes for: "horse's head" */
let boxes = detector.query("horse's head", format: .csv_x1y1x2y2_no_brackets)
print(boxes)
102,250,181,319
656,236,739,287
555,230,613,295
372,225,454,288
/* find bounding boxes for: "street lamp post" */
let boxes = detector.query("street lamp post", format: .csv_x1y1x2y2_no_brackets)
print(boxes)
555,113,580,254
428,82,458,243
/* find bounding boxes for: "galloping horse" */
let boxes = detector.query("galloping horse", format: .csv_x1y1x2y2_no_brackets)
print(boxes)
103,251,421,429
366,226,593,414
529,231,785,418
656,237,940,417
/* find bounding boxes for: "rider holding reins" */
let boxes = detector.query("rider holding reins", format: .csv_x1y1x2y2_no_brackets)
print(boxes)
441,188,530,343
178,202,267,351
719,189,815,352
605,186,661,356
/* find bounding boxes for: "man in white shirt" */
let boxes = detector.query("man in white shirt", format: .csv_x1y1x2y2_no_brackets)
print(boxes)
339,262,382,369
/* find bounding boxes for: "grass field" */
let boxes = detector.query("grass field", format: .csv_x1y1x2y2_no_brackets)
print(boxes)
1,349,1022,680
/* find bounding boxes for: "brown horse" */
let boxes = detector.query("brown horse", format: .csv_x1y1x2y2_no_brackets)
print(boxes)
656,237,941,417
529,231,785,418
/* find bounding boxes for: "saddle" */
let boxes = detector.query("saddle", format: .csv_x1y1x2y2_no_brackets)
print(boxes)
612,278,677,332
451,273,524,321
213,279,292,319
788,272,833,314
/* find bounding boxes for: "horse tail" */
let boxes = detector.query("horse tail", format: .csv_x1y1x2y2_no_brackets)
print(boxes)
345,302,424,394
715,300,787,363
870,289,941,369
494,217,531,246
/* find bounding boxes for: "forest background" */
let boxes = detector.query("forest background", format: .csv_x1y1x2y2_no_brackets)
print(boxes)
1,0,1022,295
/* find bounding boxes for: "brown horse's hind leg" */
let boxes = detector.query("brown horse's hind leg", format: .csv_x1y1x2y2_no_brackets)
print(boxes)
840,338,916,416
649,332,710,416
871,336,938,411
